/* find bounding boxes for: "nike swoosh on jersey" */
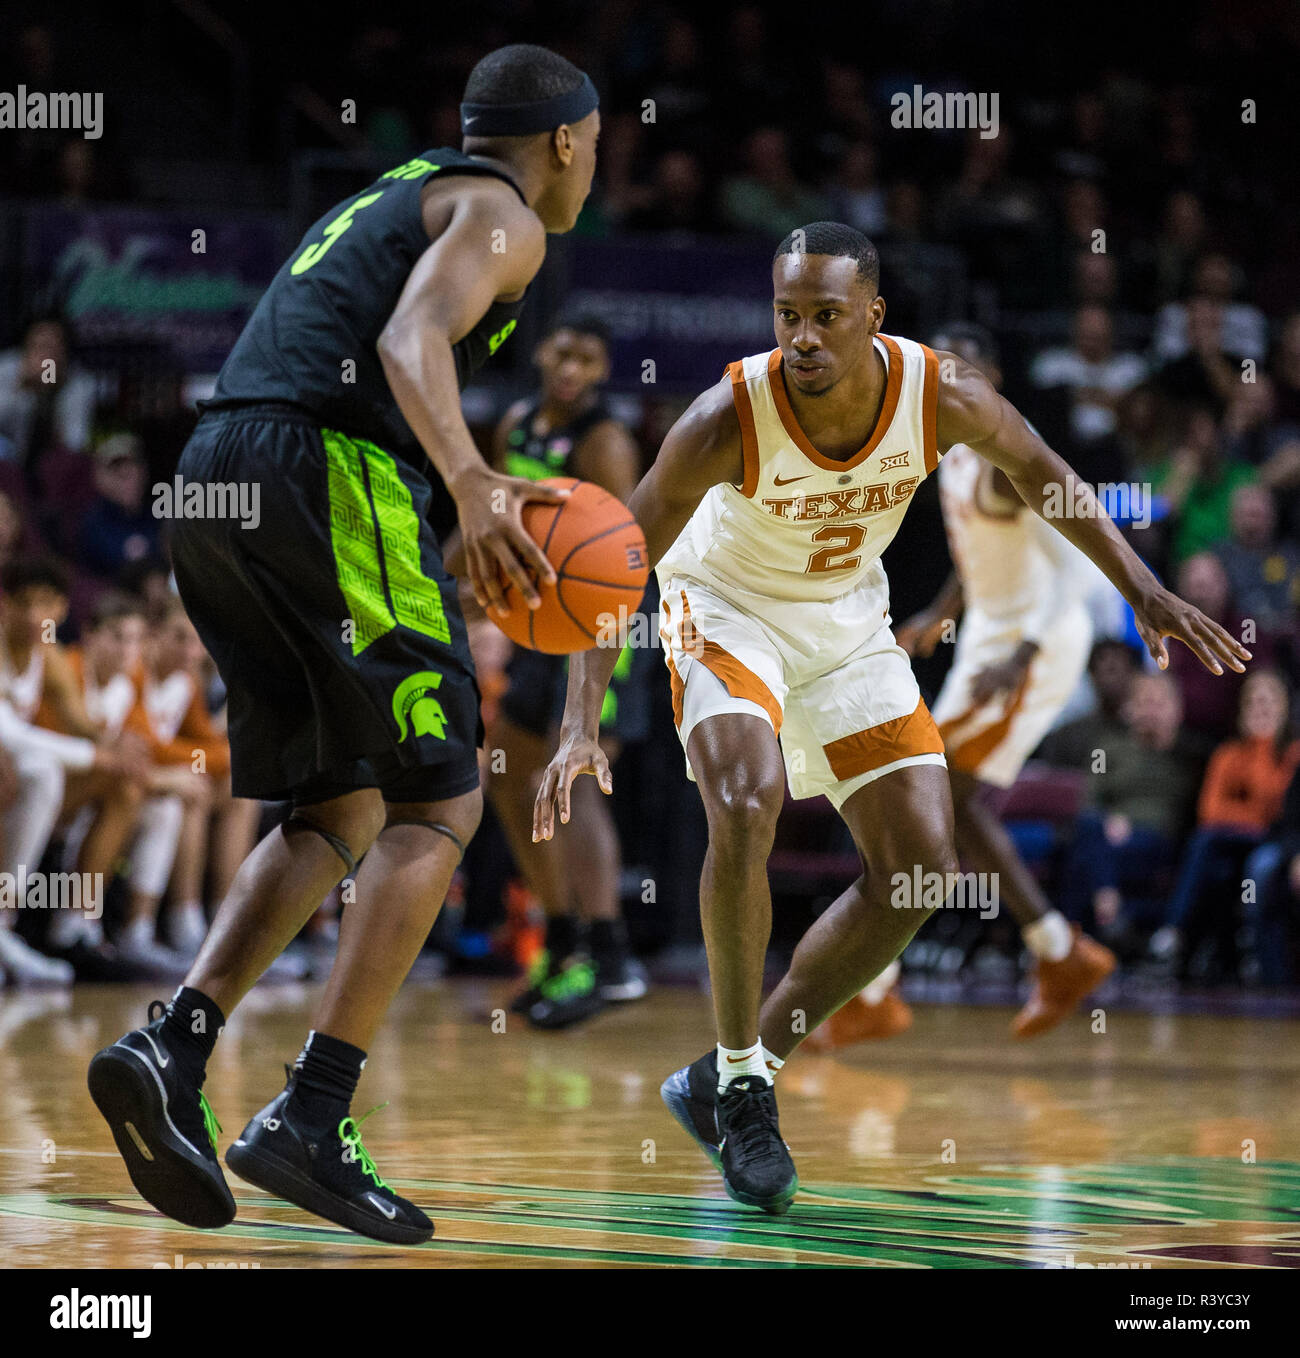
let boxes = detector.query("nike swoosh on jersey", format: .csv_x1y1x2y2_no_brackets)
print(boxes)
772,473,812,486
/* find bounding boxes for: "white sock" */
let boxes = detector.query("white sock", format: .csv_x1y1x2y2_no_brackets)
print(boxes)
1023,910,1073,963
860,958,901,1007
762,1046,785,1078
717,1041,770,1092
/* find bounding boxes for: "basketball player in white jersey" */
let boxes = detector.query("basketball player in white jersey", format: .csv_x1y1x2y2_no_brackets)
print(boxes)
811,323,1116,1050
533,223,1248,1214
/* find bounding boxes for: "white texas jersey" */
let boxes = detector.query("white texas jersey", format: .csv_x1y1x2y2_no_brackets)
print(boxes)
658,334,940,603
938,441,1092,620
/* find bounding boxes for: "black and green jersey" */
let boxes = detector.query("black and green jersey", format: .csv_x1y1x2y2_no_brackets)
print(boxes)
502,398,613,482
205,148,527,470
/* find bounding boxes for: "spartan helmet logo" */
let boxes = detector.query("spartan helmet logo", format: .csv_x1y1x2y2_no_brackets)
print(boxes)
392,670,447,742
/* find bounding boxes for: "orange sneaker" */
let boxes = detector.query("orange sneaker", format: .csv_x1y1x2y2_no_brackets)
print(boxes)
1012,929,1116,1038
804,987,913,1051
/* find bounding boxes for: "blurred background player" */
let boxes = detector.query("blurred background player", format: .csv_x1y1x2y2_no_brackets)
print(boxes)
470,316,647,1027
812,323,1117,1047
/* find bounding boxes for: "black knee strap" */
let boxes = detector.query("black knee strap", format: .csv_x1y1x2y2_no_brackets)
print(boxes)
284,813,358,876
385,817,466,862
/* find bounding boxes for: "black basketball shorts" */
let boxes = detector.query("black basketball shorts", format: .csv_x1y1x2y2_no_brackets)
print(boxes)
170,403,482,805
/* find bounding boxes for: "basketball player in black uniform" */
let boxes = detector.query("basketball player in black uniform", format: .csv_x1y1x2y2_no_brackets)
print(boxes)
87,44,600,1245
475,317,649,1027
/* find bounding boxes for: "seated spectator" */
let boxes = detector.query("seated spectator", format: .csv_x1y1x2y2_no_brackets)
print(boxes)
1030,304,1148,444
78,433,162,582
1271,311,1300,427
1148,190,1209,309
1036,637,1142,769
1150,404,1257,563
720,127,830,238
1058,672,1204,937
0,558,152,984
1152,298,1248,417
1154,252,1269,366
134,598,259,957
825,141,886,236
1241,762,1300,986
0,317,97,486
1214,484,1300,637
0,488,44,572
1150,670,1300,969
35,591,188,973
1166,553,1249,741
623,150,717,235
119,556,176,625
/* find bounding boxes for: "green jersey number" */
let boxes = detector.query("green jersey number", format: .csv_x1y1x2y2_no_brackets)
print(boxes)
291,191,384,276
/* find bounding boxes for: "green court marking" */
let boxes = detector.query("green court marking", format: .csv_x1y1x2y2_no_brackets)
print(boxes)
5,1160,1299,1269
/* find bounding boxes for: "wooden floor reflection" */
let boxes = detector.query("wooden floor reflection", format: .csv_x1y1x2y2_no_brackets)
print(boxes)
3,982,1299,1268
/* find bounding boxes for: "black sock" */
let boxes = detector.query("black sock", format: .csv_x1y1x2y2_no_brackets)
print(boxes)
589,918,628,964
546,914,580,963
160,986,224,1082
286,1030,367,1134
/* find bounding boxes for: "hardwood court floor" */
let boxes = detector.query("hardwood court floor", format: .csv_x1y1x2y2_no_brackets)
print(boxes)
3,981,1300,1268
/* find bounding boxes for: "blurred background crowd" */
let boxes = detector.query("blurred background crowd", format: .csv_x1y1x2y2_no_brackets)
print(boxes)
1,0,1298,1001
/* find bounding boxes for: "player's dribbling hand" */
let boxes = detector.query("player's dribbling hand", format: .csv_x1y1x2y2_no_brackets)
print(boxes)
532,734,612,842
454,469,571,616
1132,585,1251,676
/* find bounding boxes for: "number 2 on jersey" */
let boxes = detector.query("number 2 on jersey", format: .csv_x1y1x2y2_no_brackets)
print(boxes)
291,192,384,276
805,523,866,573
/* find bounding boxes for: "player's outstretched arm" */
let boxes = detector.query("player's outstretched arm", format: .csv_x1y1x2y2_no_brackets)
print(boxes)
378,182,568,615
934,351,1251,676
532,376,742,841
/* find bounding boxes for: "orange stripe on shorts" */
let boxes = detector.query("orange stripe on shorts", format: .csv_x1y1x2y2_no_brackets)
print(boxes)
822,698,944,781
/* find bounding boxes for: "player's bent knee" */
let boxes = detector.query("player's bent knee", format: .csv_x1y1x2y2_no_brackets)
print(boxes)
703,770,784,850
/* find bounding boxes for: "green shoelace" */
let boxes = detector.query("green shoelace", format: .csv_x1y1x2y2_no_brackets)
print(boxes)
339,1104,391,1191
198,1092,221,1155
539,959,595,1003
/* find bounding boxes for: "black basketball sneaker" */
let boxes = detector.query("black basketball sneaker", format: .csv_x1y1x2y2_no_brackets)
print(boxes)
87,1000,236,1228
659,1049,721,1168
225,1077,433,1245
716,1075,798,1214
523,957,605,1029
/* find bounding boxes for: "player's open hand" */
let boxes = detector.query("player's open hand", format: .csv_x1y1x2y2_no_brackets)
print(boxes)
532,733,612,842
455,470,571,617
1132,585,1251,676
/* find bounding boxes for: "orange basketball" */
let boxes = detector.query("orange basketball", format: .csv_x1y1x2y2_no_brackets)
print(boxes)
491,477,649,654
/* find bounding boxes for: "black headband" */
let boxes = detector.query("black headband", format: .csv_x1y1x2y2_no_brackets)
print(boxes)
461,73,598,138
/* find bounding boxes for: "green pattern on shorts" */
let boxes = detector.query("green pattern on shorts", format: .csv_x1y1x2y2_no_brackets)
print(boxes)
322,429,451,655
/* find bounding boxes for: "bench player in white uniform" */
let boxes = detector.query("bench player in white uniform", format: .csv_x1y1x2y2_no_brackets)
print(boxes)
812,324,1115,1050
534,223,1249,1214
